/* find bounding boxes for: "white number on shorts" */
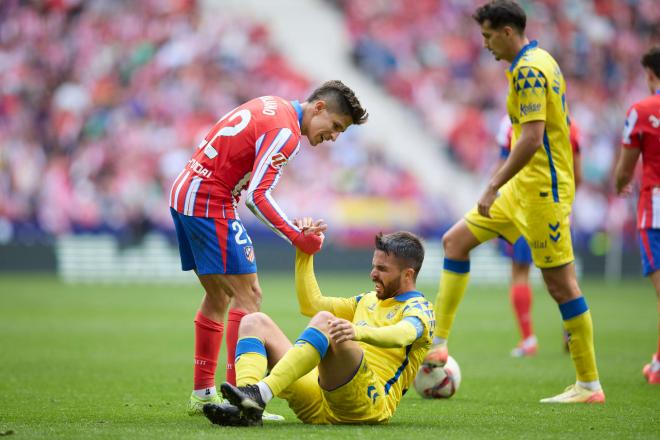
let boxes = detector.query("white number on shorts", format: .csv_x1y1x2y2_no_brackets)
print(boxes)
200,109,252,159
232,222,251,245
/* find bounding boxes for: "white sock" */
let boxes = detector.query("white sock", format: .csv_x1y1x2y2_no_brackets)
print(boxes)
256,381,274,403
193,386,217,399
432,336,447,346
577,380,601,392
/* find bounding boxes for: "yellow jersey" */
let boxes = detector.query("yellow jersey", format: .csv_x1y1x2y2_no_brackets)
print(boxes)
322,290,435,416
505,40,574,203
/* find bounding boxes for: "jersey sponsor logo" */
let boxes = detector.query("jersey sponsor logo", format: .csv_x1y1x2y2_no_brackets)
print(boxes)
520,103,541,116
187,158,213,178
270,152,288,169
244,246,255,263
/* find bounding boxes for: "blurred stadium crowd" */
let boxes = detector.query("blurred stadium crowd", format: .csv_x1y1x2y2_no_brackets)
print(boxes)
0,0,430,246
0,0,658,252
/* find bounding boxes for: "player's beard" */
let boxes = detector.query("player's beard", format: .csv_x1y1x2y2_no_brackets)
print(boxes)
375,276,401,300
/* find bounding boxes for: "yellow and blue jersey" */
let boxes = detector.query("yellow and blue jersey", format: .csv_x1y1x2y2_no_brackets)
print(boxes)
326,290,435,415
505,40,574,203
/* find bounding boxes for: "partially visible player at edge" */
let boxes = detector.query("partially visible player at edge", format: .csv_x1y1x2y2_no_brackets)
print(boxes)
614,45,660,385
424,0,605,403
169,80,369,416
202,226,434,426
494,116,583,357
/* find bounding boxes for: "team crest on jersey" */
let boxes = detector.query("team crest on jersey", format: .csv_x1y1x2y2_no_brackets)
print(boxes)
244,246,255,263
270,152,288,169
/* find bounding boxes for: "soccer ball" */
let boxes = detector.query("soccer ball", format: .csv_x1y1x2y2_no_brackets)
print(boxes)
413,355,462,399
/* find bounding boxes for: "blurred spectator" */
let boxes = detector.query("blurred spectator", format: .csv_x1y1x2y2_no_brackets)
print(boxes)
0,0,433,245
334,0,659,249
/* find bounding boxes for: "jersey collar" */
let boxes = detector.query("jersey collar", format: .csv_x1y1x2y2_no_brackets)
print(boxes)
509,39,538,72
291,100,303,127
394,290,425,302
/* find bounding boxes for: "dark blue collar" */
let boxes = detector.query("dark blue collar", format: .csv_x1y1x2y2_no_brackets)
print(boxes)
655,89,660,95
394,290,425,302
509,40,538,72
291,100,303,127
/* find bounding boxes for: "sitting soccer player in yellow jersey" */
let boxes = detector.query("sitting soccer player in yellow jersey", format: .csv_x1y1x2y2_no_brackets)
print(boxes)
202,222,435,426
424,0,605,404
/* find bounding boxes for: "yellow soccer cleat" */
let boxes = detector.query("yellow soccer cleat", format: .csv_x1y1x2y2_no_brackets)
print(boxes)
188,392,225,416
539,384,605,404
423,344,449,367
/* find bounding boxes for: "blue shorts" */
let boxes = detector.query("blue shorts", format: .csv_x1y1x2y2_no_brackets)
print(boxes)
170,208,257,275
498,236,533,265
639,229,660,276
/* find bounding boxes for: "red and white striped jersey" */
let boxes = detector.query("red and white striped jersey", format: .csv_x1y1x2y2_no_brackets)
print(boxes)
170,96,303,243
622,92,660,230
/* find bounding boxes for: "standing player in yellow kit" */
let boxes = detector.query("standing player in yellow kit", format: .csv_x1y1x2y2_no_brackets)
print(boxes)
425,0,604,403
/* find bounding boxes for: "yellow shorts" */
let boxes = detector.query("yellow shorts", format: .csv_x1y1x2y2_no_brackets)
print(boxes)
464,185,574,268
278,354,390,425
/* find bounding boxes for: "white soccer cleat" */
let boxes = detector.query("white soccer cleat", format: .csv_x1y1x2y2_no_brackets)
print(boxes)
539,384,605,404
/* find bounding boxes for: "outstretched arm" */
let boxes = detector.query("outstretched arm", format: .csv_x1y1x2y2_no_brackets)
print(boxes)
245,129,323,254
295,249,356,319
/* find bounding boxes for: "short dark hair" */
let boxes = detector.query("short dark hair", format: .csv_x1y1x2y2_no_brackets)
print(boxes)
473,0,526,33
641,46,660,77
375,231,425,280
307,80,369,125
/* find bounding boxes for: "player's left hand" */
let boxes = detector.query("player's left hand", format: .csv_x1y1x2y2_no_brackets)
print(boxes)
477,185,498,218
327,317,356,344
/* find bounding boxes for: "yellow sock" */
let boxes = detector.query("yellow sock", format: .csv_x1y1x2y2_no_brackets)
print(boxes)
263,327,328,396
234,337,268,386
434,259,471,340
560,297,599,382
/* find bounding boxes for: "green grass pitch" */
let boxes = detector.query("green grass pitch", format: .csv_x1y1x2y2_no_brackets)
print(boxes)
1,273,658,439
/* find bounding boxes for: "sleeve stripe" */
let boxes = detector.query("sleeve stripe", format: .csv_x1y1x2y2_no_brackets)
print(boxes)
248,128,292,193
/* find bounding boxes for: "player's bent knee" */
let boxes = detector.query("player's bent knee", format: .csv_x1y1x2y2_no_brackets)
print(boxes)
308,311,336,330
238,312,274,335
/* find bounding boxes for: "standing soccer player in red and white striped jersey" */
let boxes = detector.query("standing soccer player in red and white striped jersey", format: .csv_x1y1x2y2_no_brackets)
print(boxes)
614,46,660,385
170,80,368,416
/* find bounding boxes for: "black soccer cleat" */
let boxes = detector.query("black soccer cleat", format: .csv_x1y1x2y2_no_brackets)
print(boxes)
220,383,265,426
203,403,251,427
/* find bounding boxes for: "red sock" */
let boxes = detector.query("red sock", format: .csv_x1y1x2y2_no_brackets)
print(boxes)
193,310,224,390
226,308,248,386
510,283,533,340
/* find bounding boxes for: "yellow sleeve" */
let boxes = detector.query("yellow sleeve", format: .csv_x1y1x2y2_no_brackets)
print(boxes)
514,66,547,123
295,249,357,319
353,319,419,348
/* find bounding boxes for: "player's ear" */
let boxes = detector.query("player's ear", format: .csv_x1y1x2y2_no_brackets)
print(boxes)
314,100,327,114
